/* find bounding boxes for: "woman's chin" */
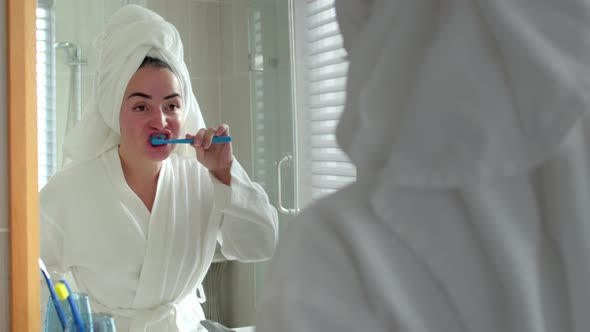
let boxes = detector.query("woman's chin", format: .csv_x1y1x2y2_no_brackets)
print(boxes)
146,144,172,161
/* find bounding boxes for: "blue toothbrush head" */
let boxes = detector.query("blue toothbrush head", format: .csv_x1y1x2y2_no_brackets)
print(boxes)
150,134,167,146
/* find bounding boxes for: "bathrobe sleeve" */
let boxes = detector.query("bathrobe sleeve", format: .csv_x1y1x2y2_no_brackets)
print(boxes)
39,176,72,280
210,160,279,262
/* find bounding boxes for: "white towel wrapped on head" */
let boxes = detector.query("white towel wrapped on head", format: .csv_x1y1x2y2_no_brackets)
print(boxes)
63,4,205,163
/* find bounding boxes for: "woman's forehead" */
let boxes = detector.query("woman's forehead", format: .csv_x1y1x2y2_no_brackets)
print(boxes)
125,66,182,98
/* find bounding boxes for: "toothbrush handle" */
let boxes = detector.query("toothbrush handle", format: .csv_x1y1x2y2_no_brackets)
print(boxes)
61,280,85,332
166,136,232,144
165,138,194,144
41,272,67,331
211,136,232,143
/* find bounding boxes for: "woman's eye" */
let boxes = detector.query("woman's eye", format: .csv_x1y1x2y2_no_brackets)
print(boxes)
167,104,180,111
134,105,147,112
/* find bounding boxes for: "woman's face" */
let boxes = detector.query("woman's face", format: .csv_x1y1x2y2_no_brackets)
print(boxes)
119,66,183,162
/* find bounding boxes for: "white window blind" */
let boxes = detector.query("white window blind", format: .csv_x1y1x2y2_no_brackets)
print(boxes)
36,0,57,189
306,0,356,200
251,8,267,189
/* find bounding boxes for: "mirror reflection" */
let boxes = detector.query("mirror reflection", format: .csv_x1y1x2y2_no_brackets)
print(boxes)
35,0,354,330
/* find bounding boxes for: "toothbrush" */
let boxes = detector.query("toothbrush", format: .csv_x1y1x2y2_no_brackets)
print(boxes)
150,134,232,146
39,258,67,331
55,280,85,332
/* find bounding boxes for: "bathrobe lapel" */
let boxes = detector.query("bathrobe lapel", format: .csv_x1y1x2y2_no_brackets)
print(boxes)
132,157,218,309
133,158,177,307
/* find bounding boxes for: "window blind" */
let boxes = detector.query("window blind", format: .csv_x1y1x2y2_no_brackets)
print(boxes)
251,8,268,189
307,0,355,200
36,0,56,189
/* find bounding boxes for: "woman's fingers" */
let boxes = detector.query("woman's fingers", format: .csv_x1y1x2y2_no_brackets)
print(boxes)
192,128,214,148
215,123,230,137
189,124,231,150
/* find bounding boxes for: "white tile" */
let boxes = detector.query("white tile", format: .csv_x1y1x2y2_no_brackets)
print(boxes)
0,232,9,330
54,0,76,47
223,262,256,327
147,0,168,18
55,72,69,165
128,0,148,6
166,0,191,58
80,74,95,120
219,1,234,79
188,1,221,79
103,0,124,23
233,0,250,76
192,78,221,126
54,1,103,78
275,0,292,69
219,77,235,121
75,1,105,62
219,76,252,167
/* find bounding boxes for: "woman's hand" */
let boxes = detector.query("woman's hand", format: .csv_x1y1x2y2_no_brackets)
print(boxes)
188,124,233,185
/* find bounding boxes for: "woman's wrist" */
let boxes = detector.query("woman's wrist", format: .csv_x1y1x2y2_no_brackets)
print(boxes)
212,166,232,186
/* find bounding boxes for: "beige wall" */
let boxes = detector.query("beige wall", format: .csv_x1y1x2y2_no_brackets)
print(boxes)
0,0,10,329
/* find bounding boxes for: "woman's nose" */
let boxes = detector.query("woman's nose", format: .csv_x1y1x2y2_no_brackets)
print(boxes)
149,108,167,129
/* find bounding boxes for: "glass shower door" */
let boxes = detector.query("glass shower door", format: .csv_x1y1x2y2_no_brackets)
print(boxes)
247,0,298,298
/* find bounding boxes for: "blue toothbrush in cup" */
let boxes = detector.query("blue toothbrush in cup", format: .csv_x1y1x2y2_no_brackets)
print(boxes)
39,259,67,331
54,281,86,332
150,134,232,146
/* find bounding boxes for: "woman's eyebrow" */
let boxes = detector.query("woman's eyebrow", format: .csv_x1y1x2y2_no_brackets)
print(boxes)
127,92,151,99
164,93,181,100
127,92,181,99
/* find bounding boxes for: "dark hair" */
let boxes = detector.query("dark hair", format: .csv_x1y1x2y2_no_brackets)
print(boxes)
139,56,172,71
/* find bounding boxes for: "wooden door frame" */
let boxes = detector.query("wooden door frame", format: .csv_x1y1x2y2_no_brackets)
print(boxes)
7,0,40,331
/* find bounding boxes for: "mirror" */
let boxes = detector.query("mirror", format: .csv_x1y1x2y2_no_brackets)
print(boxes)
11,0,349,330
34,0,297,329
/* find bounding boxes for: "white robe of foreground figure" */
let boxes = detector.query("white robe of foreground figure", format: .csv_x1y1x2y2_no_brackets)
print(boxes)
40,5,278,332
256,0,590,331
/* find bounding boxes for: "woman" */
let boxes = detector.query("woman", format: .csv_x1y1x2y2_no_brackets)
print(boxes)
256,0,590,331
40,5,278,332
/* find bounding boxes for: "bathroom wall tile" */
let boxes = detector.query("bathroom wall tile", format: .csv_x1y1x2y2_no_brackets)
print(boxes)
54,1,101,82
128,0,148,6
54,0,76,75
55,71,69,171
167,0,191,62
188,1,221,79
80,74,95,120
192,78,221,126
220,76,252,171
219,1,234,79
103,0,124,22
223,262,256,328
232,0,250,76
146,0,190,47
75,1,104,66
219,77,234,125
275,0,292,70
146,0,168,18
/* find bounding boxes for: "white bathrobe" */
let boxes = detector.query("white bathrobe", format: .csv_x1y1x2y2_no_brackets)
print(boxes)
41,147,277,331
256,0,590,331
